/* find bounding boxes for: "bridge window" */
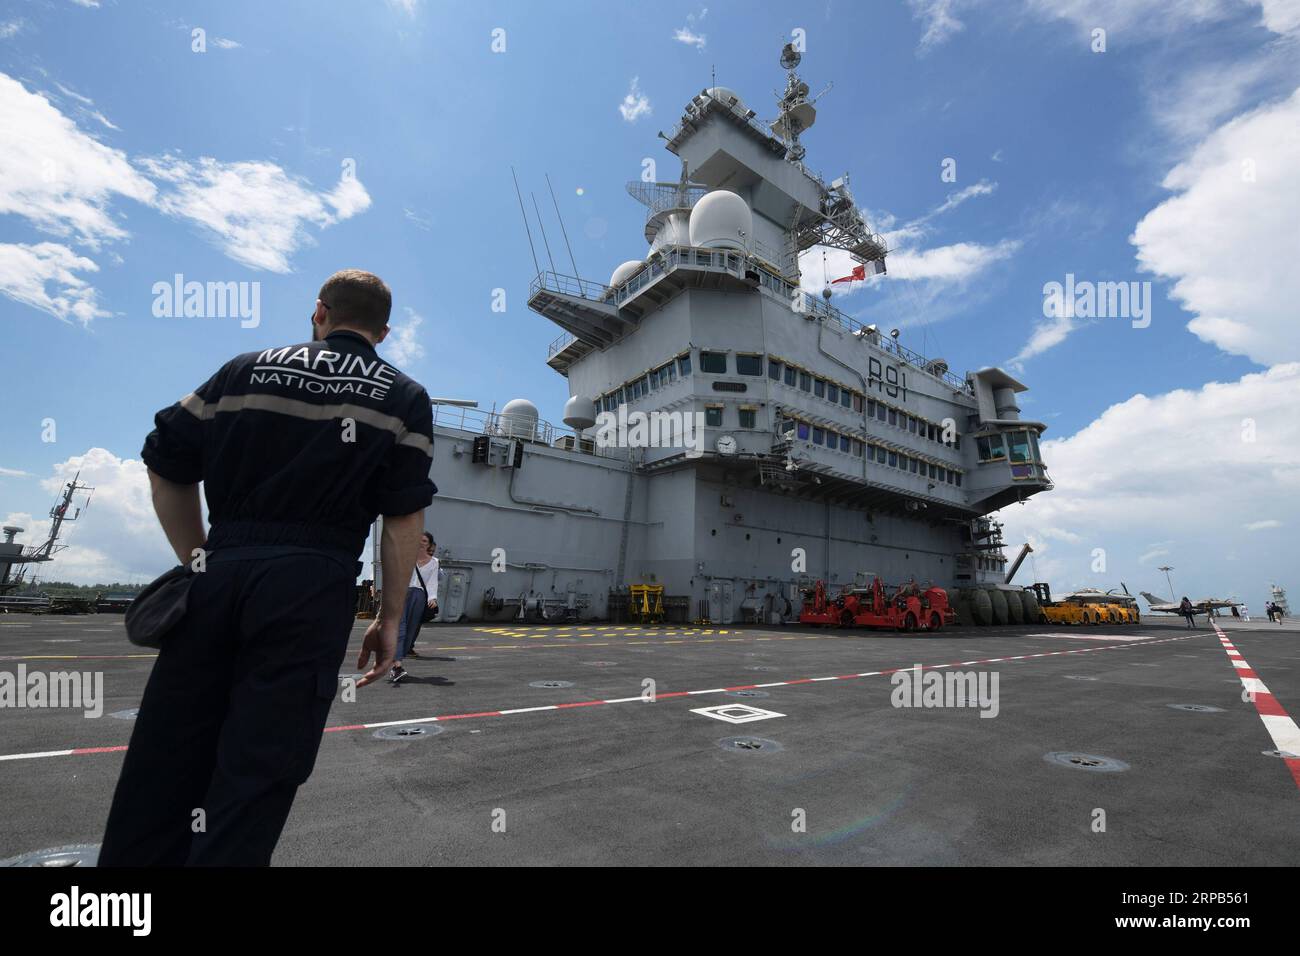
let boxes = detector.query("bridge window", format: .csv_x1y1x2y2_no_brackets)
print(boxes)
909,458,919,473
876,446,886,464
705,405,723,427
768,359,782,381
784,364,797,387
909,417,918,434
799,371,812,391
876,403,887,422
814,378,825,398
888,451,898,468
677,354,692,376
813,426,825,445
853,439,864,457
888,408,897,427
976,434,1006,462
1008,430,1031,463
827,382,839,403
797,421,810,440
840,434,850,452
841,389,852,409
737,353,762,376
739,407,756,428
867,399,876,417
852,393,863,412
700,351,727,373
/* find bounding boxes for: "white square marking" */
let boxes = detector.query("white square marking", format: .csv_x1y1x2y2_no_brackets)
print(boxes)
690,704,786,724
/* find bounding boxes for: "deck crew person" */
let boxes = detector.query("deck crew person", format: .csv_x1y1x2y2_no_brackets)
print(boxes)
1179,596,1195,629
99,269,436,867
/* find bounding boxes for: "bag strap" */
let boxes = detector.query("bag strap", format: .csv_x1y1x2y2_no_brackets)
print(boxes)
413,560,428,593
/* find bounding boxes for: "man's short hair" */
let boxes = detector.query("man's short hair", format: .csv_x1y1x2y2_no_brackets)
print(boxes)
318,269,391,335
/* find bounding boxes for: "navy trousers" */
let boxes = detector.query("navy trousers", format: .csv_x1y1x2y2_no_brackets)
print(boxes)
99,550,355,866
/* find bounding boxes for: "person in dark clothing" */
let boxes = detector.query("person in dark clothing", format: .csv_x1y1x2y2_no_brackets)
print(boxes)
1179,596,1195,629
99,270,435,867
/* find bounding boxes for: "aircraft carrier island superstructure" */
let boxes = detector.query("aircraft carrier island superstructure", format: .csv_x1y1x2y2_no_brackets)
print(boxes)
408,47,1053,625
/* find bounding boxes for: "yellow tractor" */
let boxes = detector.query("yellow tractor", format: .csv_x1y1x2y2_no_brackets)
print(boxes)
1028,584,1103,625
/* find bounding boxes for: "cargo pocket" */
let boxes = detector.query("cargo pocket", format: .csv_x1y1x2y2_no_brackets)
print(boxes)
291,667,342,785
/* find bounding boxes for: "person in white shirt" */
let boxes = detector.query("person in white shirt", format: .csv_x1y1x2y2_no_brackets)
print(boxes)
389,532,439,684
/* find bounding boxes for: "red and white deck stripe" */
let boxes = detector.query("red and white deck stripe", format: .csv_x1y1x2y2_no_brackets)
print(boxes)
1212,621,1300,791
0,631,1208,764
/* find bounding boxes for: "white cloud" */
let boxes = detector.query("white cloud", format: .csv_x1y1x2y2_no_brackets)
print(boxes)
1131,88,1300,365
0,241,109,326
0,20,22,39
909,0,967,52
619,77,652,123
673,27,707,49
138,155,372,272
1245,519,1281,531
0,467,30,478
0,72,155,247
212,37,242,50
999,363,1300,597
26,449,174,585
386,0,420,14
384,307,425,366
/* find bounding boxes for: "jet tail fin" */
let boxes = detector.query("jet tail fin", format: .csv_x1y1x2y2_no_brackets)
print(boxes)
1140,591,1167,607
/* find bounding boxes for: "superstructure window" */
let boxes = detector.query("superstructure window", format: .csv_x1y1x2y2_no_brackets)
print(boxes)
784,365,797,387
888,451,898,468
700,351,727,374
840,389,852,409
840,434,850,452
799,371,812,391
853,440,864,457
826,383,839,404
876,403,887,422
876,446,886,464
853,394,863,413
678,354,692,376
705,405,723,427
768,359,782,381
888,408,897,427
976,434,1006,462
1007,430,1031,463
814,378,825,398
867,399,876,417
909,417,918,434
909,458,918,474
797,422,810,441
813,427,825,445
738,408,757,428
737,354,762,376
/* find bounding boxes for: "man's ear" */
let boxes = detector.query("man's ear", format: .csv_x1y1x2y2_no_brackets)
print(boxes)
375,325,390,345
312,299,329,328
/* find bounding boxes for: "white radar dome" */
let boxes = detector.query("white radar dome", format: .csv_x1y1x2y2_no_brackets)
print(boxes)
609,259,644,288
688,189,752,252
499,398,540,439
706,86,745,109
562,395,598,431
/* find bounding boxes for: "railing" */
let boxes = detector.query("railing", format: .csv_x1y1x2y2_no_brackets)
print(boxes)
430,401,631,462
531,247,974,394
530,271,611,303
548,331,576,357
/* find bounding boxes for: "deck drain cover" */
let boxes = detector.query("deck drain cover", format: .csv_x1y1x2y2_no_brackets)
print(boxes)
109,708,139,720
373,724,443,741
1064,675,1099,681
0,844,100,868
718,736,783,754
1167,703,1224,713
725,690,770,698
1044,752,1129,772
1263,749,1300,759
529,680,574,689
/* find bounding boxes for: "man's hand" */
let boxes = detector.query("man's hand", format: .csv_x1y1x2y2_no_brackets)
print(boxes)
355,617,398,688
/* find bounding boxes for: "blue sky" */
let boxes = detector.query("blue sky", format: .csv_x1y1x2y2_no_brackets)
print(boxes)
2,0,1298,607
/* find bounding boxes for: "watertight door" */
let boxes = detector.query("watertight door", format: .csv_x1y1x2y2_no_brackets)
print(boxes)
441,569,471,623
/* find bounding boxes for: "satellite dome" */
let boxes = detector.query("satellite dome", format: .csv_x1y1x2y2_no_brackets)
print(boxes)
688,189,751,251
499,398,540,439
705,86,744,109
609,259,643,288
563,395,598,431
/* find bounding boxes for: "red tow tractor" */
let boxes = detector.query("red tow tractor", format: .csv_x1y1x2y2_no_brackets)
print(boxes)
798,576,956,633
